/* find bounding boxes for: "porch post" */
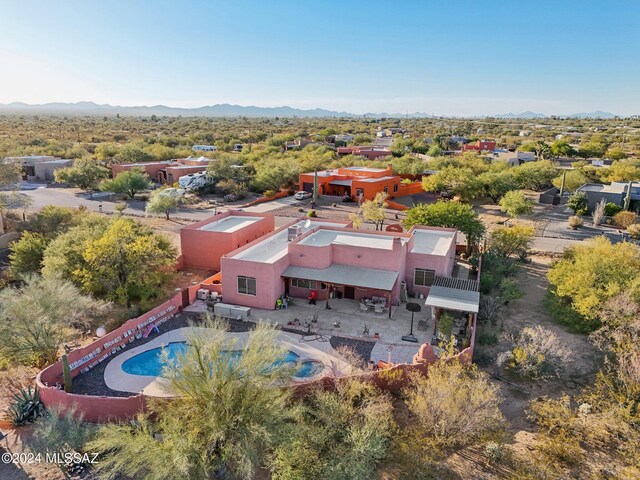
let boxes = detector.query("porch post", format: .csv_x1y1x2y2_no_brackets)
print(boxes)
325,284,332,309
433,307,441,337
388,292,392,318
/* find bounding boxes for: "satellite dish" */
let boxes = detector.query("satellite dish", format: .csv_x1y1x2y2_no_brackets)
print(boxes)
303,219,311,228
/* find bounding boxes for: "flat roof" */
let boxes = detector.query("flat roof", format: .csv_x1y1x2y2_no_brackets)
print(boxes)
344,166,388,172
283,264,398,291
357,176,396,183
298,229,406,250
411,229,455,256
425,285,480,313
198,215,263,233
231,220,346,263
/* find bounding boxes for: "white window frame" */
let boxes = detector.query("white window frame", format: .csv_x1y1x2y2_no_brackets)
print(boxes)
237,276,256,295
291,278,317,289
414,268,435,287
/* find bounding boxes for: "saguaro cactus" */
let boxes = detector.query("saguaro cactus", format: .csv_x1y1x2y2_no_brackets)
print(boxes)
61,354,73,393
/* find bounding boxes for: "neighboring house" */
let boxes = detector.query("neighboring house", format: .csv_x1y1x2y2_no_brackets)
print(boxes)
110,157,212,184
461,140,496,152
577,181,640,212
34,159,73,181
336,146,392,160
192,145,217,152
298,165,422,201
333,134,355,143
507,151,536,166
5,155,58,179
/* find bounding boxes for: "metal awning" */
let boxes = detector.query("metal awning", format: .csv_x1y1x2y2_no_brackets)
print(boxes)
283,265,398,291
329,180,353,187
425,285,480,313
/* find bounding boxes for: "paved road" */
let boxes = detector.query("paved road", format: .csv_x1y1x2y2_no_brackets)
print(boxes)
242,196,305,213
20,185,216,221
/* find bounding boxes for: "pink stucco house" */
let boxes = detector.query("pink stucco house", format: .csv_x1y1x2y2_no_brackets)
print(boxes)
218,216,459,311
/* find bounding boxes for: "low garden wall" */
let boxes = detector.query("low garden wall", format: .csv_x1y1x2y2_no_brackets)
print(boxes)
37,284,476,423
238,190,289,208
36,291,188,422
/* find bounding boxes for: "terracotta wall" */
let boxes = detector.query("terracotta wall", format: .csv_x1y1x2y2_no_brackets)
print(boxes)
179,211,275,271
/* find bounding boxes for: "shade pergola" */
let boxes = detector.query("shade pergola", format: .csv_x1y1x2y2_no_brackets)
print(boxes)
425,276,480,338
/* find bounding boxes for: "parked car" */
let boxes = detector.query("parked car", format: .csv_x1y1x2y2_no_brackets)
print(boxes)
294,191,312,200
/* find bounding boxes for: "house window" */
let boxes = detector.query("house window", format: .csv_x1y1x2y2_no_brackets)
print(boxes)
237,276,256,295
383,186,389,194
355,188,364,197
393,183,399,193
291,278,317,289
414,268,435,287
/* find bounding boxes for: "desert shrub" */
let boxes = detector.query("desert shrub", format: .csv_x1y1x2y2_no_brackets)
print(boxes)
543,292,595,333
403,361,505,450
628,223,640,239
489,225,534,260
497,325,570,379
477,329,499,346
614,211,638,229
604,202,622,216
567,215,583,229
484,441,506,463
499,278,524,304
25,406,97,473
567,191,588,215
263,189,277,197
591,198,606,226
223,193,237,202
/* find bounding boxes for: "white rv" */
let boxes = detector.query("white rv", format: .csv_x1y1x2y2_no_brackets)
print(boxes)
192,145,217,152
178,171,215,191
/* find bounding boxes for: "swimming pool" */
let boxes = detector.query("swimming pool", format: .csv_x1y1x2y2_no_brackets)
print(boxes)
121,342,323,379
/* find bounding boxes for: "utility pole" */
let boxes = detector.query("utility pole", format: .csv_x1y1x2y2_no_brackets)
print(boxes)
559,170,567,197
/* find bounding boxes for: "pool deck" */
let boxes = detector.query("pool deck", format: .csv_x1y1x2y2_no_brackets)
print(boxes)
103,327,353,397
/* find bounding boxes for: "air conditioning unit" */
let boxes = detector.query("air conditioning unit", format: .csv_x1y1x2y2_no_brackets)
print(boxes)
197,288,210,300
287,225,302,241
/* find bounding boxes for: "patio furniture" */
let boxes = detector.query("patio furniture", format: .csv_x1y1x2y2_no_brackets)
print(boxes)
360,303,370,312
374,305,384,314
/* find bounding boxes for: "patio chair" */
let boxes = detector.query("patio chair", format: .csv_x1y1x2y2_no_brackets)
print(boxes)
360,303,369,312
374,305,384,314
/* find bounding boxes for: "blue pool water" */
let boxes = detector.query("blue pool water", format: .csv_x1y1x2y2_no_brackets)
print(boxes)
121,342,323,379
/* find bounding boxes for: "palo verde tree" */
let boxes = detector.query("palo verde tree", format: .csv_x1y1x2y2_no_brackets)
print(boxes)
145,188,182,220
89,320,296,480
361,191,389,230
99,168,152,199
77,217,176,306
54,158,110,190
499,190,534,219
0,275,107,367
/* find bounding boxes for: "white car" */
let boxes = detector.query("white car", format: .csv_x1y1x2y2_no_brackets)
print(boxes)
294,191,312,200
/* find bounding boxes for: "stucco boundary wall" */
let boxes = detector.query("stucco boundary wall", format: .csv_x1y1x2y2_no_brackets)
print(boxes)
386,200,409,211
238,190,289,208
36,286,200,423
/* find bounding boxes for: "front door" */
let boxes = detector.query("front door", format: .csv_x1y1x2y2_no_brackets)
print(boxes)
344,286,355,299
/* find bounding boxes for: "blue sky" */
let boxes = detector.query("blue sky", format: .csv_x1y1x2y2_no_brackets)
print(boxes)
0,0,638,115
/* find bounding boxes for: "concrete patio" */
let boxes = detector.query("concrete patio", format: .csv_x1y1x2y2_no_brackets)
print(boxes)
250,298,436,363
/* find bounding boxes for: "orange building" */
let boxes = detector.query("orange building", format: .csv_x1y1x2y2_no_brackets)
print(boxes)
298,165,420,201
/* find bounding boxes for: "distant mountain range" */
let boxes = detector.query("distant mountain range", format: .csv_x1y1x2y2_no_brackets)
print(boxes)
493,110,618,119
0,102,623,119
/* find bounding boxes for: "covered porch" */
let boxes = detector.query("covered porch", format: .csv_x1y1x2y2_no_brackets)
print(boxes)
327,179,352,197
282,264,397,318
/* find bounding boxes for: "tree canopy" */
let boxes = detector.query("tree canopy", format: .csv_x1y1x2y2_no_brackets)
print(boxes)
404,201,485,246
99,168,151,198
